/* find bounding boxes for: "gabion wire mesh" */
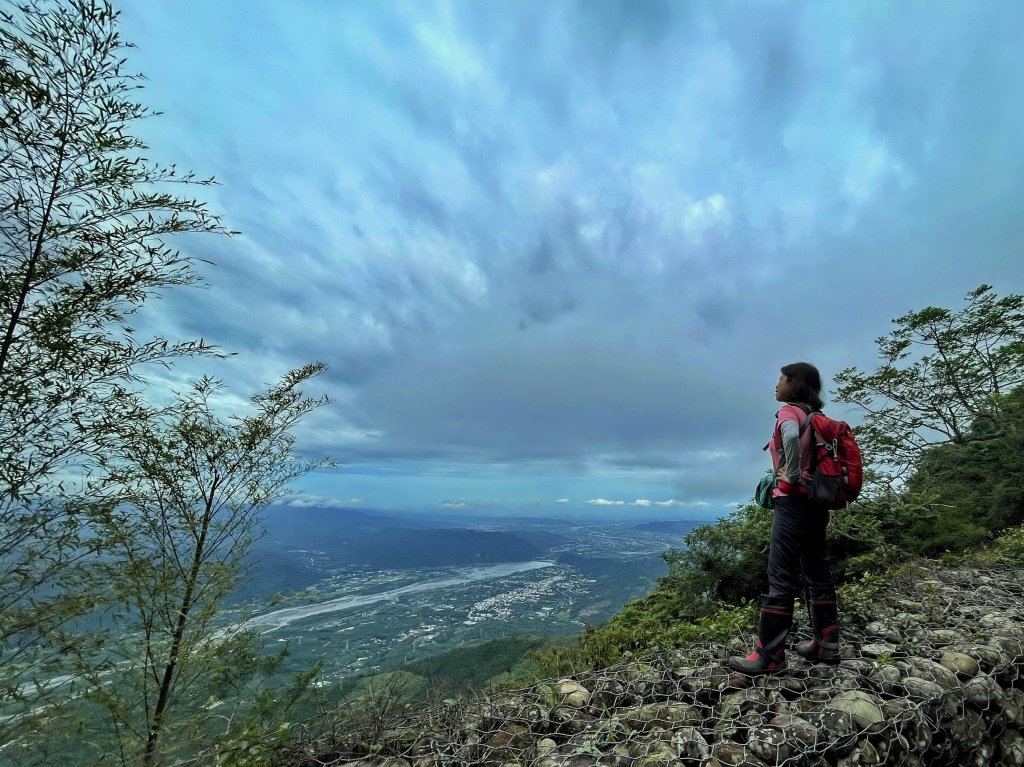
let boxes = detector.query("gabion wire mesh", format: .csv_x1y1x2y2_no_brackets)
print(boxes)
283,565,1024,767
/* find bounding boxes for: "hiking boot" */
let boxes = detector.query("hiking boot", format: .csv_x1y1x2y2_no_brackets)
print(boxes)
727,595,793,675
794,595,840,664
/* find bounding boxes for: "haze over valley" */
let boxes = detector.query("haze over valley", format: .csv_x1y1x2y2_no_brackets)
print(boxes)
236,505,714,683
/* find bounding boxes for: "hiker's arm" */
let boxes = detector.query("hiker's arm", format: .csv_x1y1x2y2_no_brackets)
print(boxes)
777,419,801,482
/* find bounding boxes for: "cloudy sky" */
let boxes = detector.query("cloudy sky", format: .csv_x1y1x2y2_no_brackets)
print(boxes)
115,0,1024,516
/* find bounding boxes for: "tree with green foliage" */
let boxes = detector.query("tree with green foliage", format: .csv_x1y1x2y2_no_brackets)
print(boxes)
897,387,1024,555
834,285,1024,486
65,365,329,766
830,285,1024,557
0,0,228,735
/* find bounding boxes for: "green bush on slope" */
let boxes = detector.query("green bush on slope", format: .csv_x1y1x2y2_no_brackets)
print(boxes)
901,387,1024,556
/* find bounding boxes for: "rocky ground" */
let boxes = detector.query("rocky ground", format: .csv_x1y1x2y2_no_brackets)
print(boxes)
295,565,1024,767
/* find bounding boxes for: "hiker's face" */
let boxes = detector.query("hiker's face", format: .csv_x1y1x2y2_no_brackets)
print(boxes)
775,373,792,402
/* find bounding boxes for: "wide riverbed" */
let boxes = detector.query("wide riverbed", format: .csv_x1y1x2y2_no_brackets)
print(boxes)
248,560,556,633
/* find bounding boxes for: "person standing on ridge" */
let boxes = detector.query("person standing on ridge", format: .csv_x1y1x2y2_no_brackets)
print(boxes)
728,362,841,674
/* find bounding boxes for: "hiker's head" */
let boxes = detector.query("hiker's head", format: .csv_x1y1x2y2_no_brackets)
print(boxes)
777,362,824,409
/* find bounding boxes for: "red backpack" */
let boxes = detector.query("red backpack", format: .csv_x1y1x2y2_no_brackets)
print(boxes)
794,405,863,509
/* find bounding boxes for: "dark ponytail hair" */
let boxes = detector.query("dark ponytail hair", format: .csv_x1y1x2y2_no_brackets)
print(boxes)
781,362,824,411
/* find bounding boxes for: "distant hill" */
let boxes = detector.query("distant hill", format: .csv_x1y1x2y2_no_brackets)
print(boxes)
262,505,442,545
258,506,562,569
232,548,323,603
392,634,552,693
491,528,569,550
341,529,544,568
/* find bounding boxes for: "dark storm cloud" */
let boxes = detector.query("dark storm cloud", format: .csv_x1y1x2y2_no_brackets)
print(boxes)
117,0,1024,507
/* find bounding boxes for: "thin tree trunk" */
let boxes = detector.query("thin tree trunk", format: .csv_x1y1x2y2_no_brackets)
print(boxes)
142,496,213,766
0,135,67,375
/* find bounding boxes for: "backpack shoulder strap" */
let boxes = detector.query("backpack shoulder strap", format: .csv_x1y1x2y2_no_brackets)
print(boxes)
785,402,815,436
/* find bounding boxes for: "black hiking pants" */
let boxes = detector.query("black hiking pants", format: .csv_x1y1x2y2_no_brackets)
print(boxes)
767,495,836,601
